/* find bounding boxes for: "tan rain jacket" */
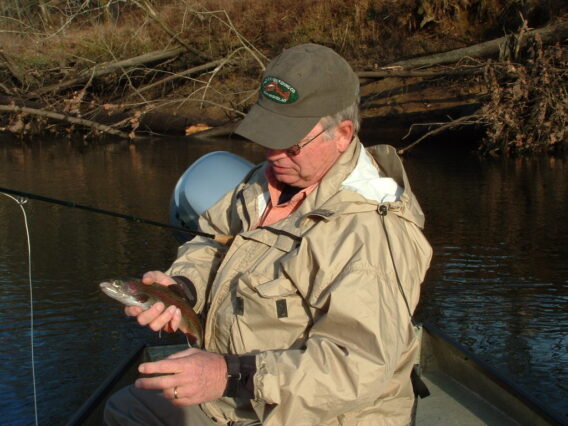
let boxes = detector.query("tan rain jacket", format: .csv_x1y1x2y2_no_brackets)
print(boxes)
167,139,432,425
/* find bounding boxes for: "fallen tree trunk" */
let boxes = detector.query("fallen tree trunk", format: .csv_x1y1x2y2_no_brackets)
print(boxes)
0,104,130,139
357,66,483,79
31,46,187,96
0,94,223,136
387,20,568,70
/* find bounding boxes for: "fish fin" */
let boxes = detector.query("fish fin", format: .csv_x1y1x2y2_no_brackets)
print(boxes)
184,332,199,348
184,334,192,348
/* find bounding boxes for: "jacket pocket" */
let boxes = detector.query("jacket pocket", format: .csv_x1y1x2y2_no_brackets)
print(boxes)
255,278,298,298
231,274,311,352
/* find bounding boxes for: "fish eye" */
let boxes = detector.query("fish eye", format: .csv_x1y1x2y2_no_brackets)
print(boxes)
137,294,150,303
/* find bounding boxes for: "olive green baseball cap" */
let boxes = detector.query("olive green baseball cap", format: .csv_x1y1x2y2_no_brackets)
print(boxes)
235,43,359,149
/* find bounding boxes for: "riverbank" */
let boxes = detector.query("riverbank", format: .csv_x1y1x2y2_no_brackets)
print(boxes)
0,0,566,154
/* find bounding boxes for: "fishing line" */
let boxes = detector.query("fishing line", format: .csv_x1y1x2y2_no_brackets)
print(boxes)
1,193,39,426
0,186,213,238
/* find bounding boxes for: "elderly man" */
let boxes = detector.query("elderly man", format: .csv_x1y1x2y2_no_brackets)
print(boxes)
105,43,432,425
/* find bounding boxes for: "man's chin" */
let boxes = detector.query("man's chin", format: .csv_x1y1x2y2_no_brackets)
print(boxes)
274,173,297,185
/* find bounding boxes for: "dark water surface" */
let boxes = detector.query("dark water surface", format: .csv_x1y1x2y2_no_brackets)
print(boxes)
0,133,566,424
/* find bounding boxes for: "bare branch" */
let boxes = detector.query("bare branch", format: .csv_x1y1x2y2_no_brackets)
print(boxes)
200,47,245,106
125,58,225,101
182,5,268,70
397,114,482,155
131,0,211,61
30,47,187,96
0,104,131,139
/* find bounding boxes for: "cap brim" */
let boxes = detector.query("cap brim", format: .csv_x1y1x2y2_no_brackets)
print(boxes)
234,103,320,150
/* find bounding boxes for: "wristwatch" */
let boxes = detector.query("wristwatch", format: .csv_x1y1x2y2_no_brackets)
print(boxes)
223,354,256,399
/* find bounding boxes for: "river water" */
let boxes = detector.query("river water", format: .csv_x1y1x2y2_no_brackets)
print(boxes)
0,132,566,425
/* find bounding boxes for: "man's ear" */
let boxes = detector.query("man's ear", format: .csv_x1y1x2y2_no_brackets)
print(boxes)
335,120,354,153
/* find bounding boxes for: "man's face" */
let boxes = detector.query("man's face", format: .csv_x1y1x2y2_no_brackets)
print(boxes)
265,121,353,188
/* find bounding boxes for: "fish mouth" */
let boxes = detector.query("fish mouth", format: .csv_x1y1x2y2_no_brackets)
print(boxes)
99,281,123,297
100,279,142,308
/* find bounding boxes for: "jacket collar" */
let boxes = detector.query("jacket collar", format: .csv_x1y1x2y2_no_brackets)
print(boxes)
239,139,427,243
253,138,361,238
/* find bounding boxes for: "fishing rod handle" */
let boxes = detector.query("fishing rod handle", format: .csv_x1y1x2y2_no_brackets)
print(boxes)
214,234,234,246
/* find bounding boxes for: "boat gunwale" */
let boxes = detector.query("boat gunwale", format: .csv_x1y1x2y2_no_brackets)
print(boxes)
421,321,565,425
66,343,146,426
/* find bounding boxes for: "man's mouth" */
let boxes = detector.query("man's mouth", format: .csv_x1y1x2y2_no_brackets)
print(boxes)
271,164,291,174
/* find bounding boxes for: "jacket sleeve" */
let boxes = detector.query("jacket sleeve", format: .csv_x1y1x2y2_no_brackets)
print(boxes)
166,185,242,314
166,164,266,312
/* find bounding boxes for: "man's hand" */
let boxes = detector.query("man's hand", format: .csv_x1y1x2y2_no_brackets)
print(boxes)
135,349,228,406
124,271,182,333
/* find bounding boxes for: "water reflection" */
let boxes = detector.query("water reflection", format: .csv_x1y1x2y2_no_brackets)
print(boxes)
0,134,567,423
409,150,568,420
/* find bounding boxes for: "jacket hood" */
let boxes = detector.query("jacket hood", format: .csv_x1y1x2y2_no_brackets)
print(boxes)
341,144,403,203
312,139,427,229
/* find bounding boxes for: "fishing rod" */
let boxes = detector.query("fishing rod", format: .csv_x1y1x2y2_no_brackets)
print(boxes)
0,186,233,245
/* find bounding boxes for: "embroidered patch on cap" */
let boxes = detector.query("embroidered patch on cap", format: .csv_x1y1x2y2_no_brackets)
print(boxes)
261,77,298,104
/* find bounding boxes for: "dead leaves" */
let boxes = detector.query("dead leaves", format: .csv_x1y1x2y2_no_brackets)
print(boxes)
479,38,567,155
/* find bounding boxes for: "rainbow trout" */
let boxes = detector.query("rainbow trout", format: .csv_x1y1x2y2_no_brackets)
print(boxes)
100,278,203,348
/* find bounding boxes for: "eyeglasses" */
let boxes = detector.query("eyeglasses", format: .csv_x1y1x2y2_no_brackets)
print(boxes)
286,127,327,156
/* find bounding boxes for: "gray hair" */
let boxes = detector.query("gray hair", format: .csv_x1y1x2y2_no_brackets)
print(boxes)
320,98,361,139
